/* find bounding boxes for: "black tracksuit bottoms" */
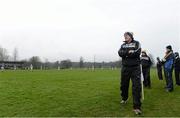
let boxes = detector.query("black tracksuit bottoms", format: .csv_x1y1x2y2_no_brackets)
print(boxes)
120,65,142,109
142,67,151,87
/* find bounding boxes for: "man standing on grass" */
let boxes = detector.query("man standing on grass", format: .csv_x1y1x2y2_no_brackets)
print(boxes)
118,32,142,115
156,57,163,80
162,45,174,92
141,51,152,88
174,52,180,86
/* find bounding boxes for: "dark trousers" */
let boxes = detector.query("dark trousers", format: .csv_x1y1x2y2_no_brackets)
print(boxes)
142,67,151,87
164,69,173,91
157,66,163,80
121,65,141,109
175,68,180,85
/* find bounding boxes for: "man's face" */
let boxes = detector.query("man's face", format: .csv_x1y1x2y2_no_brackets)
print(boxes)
124,34,132,42
166,48,170,53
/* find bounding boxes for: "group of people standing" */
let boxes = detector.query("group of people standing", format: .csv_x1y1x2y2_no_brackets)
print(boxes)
156,46,180,92
118,32,180,115
142,45,180,92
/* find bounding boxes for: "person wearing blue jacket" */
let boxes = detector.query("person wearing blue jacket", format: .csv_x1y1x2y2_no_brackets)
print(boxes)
162,45,174,92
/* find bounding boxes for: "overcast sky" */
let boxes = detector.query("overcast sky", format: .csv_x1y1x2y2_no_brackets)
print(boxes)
0,0,179,62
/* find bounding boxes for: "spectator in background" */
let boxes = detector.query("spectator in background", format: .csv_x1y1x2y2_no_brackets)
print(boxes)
156,57,163,80
162,45,174,92
174,52,180,86
141,51,152,88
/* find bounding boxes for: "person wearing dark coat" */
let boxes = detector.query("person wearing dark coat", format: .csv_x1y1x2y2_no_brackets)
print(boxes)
118,32,142,115
156,57,163,80
174,52,180,86
141,51,152,88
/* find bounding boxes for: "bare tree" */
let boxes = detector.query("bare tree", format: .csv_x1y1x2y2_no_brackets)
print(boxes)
13,48,18,61
29,56,41,69
79,56,84,68
44,58,50,69
0,46,9,61
60,59,72,69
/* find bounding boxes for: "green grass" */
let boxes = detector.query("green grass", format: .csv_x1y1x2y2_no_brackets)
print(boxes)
0,69,180,117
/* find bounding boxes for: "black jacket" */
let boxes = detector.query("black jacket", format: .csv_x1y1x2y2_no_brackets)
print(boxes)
118,40,141,67
157,61,163,69
174,57,180,70
141,55,152,68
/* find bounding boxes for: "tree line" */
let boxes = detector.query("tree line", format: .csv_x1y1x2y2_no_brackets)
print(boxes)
0,46,122,69
22,57,122,69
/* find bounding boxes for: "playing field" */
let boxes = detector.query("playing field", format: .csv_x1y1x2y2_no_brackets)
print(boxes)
0,69,180,117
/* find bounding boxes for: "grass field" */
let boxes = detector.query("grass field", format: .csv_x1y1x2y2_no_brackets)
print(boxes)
0,69,180,117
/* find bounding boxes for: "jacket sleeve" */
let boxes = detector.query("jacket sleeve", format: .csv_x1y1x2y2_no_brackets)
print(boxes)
118,45,128,58
127,41,141,58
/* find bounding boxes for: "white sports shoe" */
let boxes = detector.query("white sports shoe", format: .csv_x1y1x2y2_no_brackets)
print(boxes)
133,109,142,115
120,100,128,104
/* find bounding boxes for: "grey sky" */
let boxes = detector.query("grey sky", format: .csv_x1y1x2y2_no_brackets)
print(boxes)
0,0,179,62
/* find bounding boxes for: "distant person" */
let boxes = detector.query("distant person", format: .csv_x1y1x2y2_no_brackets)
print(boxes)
174,52,180,86
30,64,33,71
161,45,174,92
141,51,152,88
156,57,163,80
1,66,4,72
118,32,142,115
14,65,17,70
